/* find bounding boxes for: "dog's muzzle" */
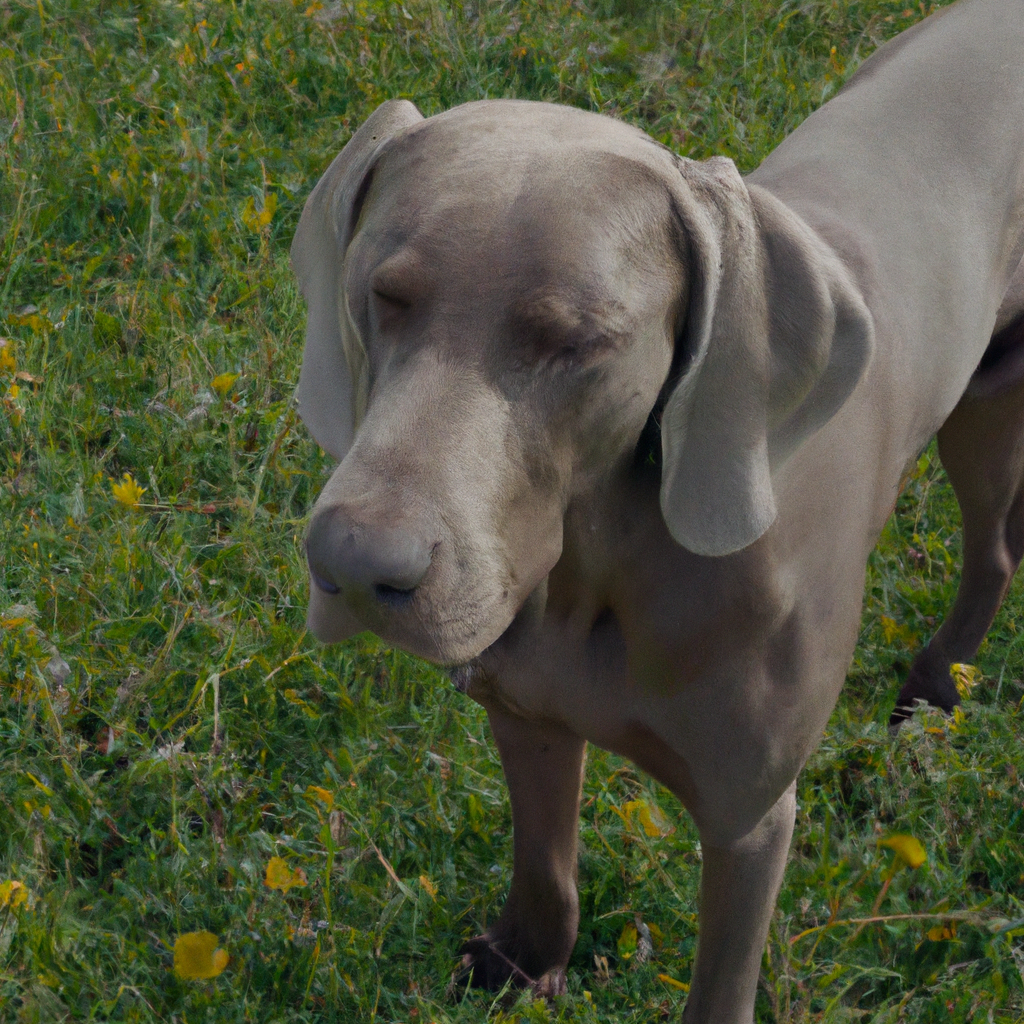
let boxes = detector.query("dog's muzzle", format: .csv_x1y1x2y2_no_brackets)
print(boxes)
305,503,438,609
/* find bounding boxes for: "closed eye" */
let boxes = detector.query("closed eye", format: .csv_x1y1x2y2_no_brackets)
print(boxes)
372,289,410,309
371,289,412,330
545,333,618,367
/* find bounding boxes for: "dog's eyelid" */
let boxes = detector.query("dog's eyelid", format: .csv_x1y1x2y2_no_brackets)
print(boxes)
564,330,620,353
371,287,412,309
544,332,619,368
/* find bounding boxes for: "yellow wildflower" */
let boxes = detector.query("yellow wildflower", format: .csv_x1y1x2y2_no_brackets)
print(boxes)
0,339,15,373
0,880,29,909
173,931,229,980
264,856,307,893
3,383,24,426
305,785,334,811
950,662,981,699
111,473,146,507
211,373,239,398
241,192,276,232
879,833,927,869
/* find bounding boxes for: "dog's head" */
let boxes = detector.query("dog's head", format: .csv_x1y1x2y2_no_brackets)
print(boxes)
292,99,872,664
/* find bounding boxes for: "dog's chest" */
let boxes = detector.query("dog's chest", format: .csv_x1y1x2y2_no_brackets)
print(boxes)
465,495,771,737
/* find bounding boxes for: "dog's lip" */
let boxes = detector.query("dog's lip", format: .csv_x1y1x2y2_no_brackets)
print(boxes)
448,661,485,693
311,571,341,596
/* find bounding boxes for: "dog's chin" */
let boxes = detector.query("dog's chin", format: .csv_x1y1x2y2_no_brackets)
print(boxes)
380,607,516,667
306,577,518,665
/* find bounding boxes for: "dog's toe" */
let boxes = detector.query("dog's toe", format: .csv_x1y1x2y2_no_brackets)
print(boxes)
531,968,567,999
456,935,567,998
456,936,523,991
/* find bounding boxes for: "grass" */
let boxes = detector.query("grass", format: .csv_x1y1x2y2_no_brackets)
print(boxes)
2,0,1024,1020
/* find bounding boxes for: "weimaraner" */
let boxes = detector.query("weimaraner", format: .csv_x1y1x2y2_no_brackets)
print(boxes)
291,0,1024,1018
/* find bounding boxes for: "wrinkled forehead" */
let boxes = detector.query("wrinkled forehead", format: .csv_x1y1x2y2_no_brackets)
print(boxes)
352,101,680,284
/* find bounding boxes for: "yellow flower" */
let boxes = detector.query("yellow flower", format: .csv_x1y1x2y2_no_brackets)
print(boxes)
241,192,276,233
927,921,957,941
264,856,307,893
950,662,981,699
612,797,672,838
305,785,334,811
211,373,239,398
0,880,29,909
173,931,229,980
0,339,15,373
879,833,927,869
3,383,24,426
111,473,146,507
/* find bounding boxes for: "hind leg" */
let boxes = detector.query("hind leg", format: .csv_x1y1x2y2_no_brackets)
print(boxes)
891,368,1024,727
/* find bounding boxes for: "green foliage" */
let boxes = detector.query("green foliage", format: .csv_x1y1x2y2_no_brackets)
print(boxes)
4,0,1022,1021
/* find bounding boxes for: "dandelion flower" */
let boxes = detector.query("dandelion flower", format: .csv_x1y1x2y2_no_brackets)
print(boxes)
111,473,146,507
173,931,229,980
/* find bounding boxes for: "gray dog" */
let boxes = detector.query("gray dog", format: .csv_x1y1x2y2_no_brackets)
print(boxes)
292,0,1024,1018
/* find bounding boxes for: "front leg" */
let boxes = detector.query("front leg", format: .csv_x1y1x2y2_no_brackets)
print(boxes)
685,784,796,1023
461,706,587,996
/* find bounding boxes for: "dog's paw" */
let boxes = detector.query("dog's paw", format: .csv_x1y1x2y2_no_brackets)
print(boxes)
457,936,528,990
889,657,961,729
456,936,567,1000
531,967,567,999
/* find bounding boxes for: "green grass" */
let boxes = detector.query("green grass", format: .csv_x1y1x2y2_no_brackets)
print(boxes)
3,0,1024,1020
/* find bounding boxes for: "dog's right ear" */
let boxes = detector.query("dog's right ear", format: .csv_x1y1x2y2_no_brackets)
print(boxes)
291,100,424,460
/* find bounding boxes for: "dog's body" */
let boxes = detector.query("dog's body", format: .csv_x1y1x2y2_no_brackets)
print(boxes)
292,0,1024,1019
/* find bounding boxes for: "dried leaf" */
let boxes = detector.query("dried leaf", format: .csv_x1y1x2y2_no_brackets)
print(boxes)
633,915,653,965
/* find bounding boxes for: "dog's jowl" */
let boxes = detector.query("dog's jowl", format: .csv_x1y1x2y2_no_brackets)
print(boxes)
292,0,1024,1019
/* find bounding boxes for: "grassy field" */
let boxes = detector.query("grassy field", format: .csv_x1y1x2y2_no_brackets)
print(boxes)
3,0,1024,1020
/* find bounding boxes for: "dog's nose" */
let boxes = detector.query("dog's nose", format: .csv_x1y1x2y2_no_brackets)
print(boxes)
306,506,435,602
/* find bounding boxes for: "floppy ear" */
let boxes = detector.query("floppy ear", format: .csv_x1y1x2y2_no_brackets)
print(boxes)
660,156,874,556
291,100,424,460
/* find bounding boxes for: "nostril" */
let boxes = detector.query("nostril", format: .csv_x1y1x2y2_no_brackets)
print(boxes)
311,571,341,596
374,583,416,606
307,504,438,598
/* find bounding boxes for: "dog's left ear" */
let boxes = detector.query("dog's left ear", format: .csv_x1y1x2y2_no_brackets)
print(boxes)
659,156,874,556
291,100,424,460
